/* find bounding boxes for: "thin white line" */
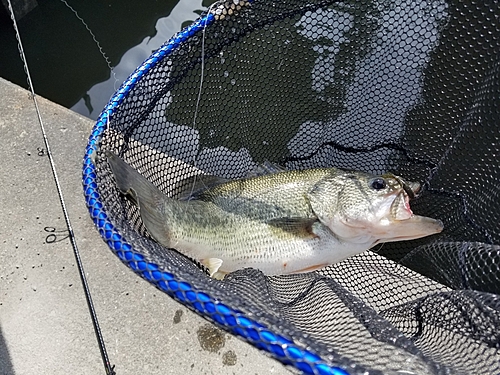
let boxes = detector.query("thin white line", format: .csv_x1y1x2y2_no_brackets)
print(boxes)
59,0,119,91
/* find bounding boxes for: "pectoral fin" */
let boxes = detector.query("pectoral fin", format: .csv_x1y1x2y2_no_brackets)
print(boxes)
267,217,319,239
202,258,224,278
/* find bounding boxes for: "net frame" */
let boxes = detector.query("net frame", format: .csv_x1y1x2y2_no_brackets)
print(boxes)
83,4,355,374
82,1,500,374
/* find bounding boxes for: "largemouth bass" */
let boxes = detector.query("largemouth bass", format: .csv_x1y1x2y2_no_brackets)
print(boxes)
106,151,443,279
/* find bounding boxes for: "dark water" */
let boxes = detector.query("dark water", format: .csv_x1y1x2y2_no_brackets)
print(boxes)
0,0,212,120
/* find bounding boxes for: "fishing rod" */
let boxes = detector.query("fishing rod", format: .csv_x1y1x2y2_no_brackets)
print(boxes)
5,1,115,374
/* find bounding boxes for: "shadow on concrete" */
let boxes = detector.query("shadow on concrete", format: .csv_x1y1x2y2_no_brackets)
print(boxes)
0,323,14,375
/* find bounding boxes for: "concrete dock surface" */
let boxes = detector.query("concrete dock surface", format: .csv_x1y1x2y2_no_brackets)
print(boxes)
0,77,292,375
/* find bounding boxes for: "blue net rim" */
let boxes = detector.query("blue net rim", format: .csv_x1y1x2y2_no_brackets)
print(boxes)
82,5,351,375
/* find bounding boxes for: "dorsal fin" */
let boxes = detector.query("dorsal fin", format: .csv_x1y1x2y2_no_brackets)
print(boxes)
176,174,230,200
247,161,287,177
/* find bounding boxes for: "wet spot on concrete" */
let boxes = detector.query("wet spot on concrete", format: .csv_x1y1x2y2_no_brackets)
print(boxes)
173,309,183,324
222,350,237,366
196,323,225,353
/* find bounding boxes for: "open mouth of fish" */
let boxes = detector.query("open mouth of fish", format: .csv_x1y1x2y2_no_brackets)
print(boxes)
386,180,443,239
386,175,422,221
391,191,414,220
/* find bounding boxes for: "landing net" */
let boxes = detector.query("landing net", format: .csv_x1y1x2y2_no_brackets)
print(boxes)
83,1,500,373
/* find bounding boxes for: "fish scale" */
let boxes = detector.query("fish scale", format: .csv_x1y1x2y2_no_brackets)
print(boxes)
106,151,443,279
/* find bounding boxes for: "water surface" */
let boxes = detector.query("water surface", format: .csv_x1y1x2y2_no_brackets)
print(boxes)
0,0,212,119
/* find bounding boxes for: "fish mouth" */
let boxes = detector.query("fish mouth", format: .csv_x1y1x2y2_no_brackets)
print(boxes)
382,215,444,242
383,173,421,199
386,190,444,241
391,191,414,220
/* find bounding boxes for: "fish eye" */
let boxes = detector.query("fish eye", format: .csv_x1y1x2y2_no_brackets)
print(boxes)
370,177,387,190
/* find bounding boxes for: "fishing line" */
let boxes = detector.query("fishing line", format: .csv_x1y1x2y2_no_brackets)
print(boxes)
6,2,115,374
59,0,119,91
191,2,222,129
191,6,210,131
186,2,219,201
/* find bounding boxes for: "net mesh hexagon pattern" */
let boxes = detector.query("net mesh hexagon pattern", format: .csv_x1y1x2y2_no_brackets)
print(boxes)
83,1,500,374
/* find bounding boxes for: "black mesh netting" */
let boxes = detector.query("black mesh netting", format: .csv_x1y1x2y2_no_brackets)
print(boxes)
88,0,500,374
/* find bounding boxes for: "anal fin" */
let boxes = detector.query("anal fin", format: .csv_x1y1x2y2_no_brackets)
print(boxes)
202,258,224,278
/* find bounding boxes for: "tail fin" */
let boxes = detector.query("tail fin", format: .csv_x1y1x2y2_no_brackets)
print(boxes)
105,151,173,247
105,151,160,204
